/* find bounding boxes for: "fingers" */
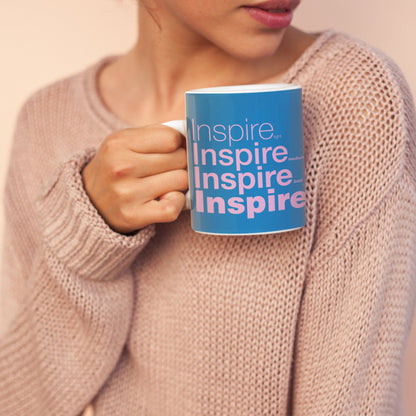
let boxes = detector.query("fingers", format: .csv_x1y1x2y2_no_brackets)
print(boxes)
102,147,187,181
102,125,187,178
108,125,186,154
138,169,189,201
101,170,189,233
82,123,190,234
132,147,187,177
108,192,187,234
141,192,187,225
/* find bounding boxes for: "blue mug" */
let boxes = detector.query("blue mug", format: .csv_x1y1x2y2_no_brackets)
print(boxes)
164,83,305,235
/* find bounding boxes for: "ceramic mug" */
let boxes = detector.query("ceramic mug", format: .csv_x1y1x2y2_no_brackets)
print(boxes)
163,83,306,235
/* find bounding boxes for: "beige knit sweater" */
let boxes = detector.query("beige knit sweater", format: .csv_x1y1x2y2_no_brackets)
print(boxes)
0,30,415,416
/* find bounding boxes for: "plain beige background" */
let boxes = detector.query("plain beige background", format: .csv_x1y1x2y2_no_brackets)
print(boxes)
1,0,415,413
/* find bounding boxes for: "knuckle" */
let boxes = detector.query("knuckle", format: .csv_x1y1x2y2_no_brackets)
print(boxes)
100,141,118,161
107,129,130,141
105,131,120,142
104,132,122,148
118,205,137,228
102,130,129,154
106,182,133,207
161,201,182,222
165,133,182,152
108,162,132,179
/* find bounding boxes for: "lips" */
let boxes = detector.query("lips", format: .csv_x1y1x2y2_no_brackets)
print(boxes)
249,0,300,12
242,0,299,29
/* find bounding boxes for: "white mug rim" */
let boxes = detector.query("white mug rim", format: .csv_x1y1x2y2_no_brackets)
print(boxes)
186,83,301,94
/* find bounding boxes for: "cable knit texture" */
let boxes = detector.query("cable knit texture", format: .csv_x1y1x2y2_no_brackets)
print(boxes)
0,31,415,415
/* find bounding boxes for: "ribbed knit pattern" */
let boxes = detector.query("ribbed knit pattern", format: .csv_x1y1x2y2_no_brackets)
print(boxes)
0,30,415,415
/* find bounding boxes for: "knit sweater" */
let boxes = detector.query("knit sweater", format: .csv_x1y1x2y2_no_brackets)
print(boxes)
0,30,415,416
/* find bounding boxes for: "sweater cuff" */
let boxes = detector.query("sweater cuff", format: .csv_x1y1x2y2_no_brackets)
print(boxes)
36,148,155,281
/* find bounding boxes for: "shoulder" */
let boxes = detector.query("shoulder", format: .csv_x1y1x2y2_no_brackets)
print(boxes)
7,58,114,200
15,59,103,138
302,30,415,170
301,32,416,246
304,31,415,131
13,56,122,148
307,31,409,89
11,58,115,163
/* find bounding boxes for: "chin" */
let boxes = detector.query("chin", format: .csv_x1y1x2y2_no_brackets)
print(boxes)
227,41,284,61
217,30,287,61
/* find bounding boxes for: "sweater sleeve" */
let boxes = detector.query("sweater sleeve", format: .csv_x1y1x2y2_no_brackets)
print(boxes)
291,173,416,415
0,129,155,414
291,39,416,415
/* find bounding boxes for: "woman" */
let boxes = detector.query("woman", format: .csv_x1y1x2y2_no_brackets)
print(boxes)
0,0,415,414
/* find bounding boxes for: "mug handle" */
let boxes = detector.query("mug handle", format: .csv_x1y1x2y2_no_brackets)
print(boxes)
162,120,191,210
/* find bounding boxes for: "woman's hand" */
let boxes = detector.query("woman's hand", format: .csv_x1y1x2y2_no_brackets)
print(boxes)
82,124,188,234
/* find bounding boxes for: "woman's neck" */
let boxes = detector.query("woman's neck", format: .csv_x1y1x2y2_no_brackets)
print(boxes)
98,9,316,126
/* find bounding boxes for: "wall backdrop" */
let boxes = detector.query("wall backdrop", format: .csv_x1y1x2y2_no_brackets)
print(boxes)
1,0,415,413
